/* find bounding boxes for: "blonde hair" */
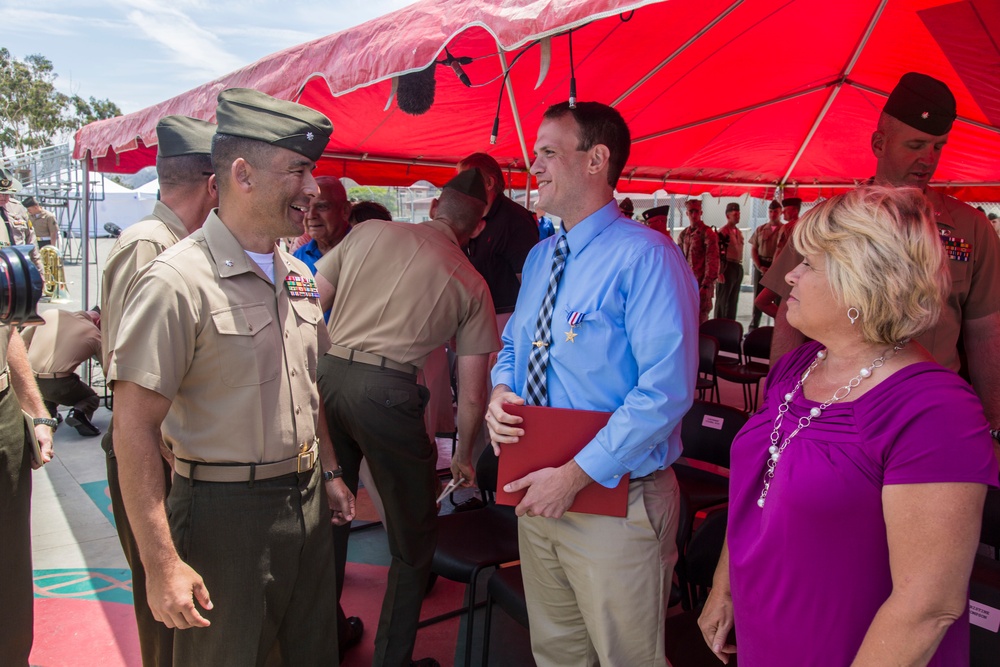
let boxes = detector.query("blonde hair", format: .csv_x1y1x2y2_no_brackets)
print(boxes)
792,186,949,344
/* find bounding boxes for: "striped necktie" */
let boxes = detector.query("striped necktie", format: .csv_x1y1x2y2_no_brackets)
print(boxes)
525,234,569,406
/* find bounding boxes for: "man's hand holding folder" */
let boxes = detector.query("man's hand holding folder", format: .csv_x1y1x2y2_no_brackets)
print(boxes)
485,386,625,519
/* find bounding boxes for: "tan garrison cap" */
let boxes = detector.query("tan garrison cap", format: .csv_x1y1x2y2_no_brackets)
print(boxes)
442,169,488,204
156,116,216,158
0,167,22,194
215,88,333,162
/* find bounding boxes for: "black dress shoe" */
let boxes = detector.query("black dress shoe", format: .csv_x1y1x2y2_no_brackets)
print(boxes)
66,409,101,437
410,659,440,667
338,615,364,660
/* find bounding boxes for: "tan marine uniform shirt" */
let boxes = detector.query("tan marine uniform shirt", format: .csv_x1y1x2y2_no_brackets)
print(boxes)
762,188,1000,372
23,310,100,374
316,218,501,368
29,209,60,242
101,201,188,369
1,200,45,277
748,222,784,269
109,211,331,464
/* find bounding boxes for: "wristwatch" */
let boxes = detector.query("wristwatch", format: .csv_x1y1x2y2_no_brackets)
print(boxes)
32,417,58,429
322,467,344,482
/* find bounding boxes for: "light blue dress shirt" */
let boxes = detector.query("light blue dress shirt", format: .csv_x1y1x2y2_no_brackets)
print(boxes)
492,199,699,487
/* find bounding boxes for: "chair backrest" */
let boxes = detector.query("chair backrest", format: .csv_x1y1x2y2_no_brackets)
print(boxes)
743,326,773,362
698,334,719,375
680,400,749,468
981,486,1000,554
476,446,501,499
699,318,743,361
684,505,729,589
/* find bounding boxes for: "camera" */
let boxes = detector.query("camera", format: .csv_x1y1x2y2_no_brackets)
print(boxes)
0,246,44,325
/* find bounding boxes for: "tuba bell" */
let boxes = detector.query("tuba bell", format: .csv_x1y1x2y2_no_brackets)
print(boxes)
40,245,69,300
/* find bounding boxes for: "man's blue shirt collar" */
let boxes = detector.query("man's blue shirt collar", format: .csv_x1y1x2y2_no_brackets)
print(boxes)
563,199,622,256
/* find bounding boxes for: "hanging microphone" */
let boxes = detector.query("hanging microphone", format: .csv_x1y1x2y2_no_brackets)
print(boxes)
444,49,472,87
568,32,577,108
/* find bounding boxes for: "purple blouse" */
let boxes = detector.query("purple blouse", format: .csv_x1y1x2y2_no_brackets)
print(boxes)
728,341,998,666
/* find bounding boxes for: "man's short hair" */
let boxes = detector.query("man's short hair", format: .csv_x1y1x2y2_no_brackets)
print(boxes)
211,133,275,194
793,186,949,345
350,201,392,224
457,153,505,196
436,188,485,237
156,153,214,188
543,102,631,187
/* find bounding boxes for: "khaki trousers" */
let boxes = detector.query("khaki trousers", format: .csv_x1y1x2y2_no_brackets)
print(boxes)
519,468,680,667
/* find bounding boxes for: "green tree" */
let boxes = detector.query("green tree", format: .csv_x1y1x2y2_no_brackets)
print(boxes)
0,48,121,155
348,186,399,217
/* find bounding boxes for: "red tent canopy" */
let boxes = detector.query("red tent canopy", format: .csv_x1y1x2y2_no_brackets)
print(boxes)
74,0,1000,201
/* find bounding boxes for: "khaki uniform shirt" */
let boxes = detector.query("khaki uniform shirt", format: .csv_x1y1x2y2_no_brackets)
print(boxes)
316,218,501,368
762,188,1000,372
748,222,783,268
1,200,45,278
109,211,331,464
23,310,100,374
29,209,60,242
100,201,188,369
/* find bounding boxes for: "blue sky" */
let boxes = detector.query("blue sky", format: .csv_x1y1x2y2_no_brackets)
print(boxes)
2,0,417,114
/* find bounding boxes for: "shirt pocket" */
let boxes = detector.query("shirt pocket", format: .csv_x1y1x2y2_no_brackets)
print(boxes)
211,303,279,387
289,297,323,381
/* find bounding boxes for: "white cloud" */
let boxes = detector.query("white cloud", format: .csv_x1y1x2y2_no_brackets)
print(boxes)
124,4,246,80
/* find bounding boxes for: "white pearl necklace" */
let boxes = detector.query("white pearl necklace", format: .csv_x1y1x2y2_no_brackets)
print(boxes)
757,342,906,508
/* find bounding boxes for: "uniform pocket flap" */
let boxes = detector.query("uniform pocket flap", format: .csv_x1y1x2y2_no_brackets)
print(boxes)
289,296,323,324
211,303,272,336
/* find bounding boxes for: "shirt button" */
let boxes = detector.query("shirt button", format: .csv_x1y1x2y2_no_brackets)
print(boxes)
295,406,301,415
613,474,620,479
285,330,290,339
291,369,296,377
385,399,391,406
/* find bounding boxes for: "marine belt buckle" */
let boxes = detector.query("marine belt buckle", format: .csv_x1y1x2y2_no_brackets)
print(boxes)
297,439,317,473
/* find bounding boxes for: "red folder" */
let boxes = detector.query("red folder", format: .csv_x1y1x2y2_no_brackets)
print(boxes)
495,404,629,517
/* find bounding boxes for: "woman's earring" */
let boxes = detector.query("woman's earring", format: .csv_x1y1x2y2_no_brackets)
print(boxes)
847,307,860,326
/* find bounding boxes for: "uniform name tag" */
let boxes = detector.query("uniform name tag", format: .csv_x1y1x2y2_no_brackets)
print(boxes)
285,275,320,298
939,229,970,262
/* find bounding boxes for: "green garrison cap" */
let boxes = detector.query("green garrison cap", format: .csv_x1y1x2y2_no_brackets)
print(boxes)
156,116,216,158
442,169,488,204
215,88,333,162
0,167,22,194
883,72,956,136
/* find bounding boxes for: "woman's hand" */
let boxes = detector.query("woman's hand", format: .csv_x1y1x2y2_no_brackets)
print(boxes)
698,586,737,663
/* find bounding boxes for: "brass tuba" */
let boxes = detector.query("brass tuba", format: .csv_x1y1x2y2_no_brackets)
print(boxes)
40,245,69,300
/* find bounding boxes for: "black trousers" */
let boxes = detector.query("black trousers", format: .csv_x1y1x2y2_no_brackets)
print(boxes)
167,466,338,666
318,355,438,667
103,417,174,667
37,374,100,418
0,386,33,666
714,260,744,320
